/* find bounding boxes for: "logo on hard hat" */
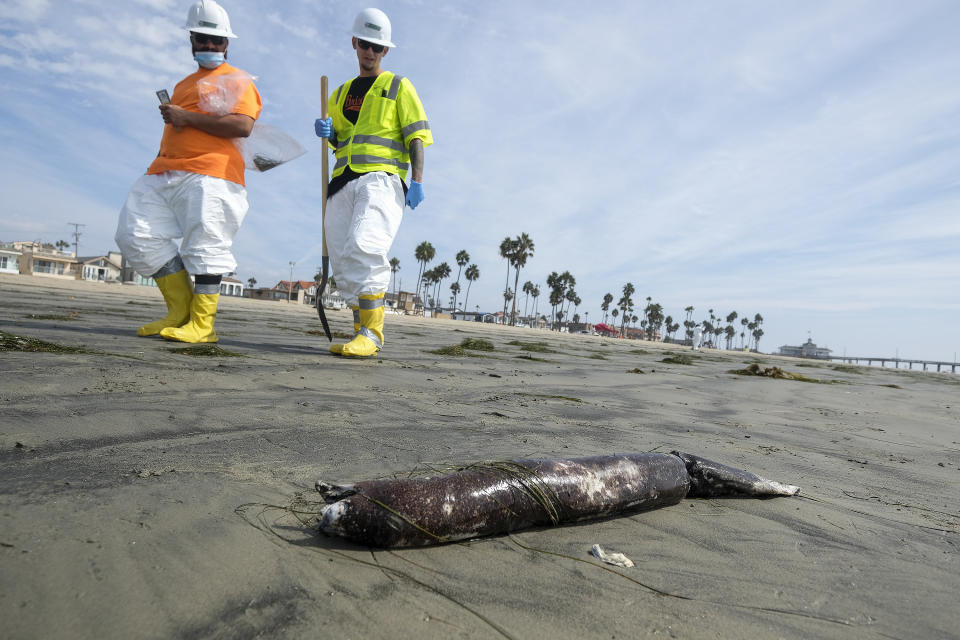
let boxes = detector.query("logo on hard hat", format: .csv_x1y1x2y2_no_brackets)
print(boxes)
364,22,381,31
199,20,218,28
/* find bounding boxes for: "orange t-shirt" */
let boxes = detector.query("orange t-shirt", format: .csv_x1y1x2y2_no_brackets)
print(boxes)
148,63,262,186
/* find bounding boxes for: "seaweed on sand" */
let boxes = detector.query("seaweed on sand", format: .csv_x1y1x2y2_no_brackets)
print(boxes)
428,337,494,357
0,330,88,353
166,344,245,357
506,340,556,353
728,363,840,384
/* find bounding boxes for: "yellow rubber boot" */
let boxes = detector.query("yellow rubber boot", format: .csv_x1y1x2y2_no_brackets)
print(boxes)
341,293,384,357
330,306,360,355
160,293,219,343
137,269,194,337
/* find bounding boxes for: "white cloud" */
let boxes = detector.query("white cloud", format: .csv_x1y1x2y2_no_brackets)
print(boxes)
0,0,49,22
265,12,318,40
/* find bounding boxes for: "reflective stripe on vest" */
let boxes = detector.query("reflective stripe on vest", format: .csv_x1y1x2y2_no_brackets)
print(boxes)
352,134,406,153
334,154,408,171
382,75,403,100
401,121,429,138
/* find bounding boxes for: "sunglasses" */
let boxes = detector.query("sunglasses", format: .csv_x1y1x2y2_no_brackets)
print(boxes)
357,39,385,53
191,33,226,46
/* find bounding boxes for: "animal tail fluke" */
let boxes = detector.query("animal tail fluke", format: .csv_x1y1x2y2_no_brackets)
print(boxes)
671,451,800,497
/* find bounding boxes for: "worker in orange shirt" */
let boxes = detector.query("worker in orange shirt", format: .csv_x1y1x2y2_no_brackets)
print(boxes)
115,0,261,343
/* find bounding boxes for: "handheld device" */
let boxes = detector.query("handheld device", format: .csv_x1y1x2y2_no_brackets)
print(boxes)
156,90,180,131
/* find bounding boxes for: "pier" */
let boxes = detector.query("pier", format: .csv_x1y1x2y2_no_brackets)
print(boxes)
827,356,958,373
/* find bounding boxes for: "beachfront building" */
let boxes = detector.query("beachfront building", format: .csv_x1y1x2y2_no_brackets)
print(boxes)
245,286,291,302
272,280,315,304
245,281,345,309
779,338,832,359
0,243,21,274
77,252,122,282
386,290,421,314
13,241,75,280
220,276,244,297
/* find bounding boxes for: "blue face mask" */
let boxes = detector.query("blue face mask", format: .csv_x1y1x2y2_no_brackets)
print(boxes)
194,51,225,69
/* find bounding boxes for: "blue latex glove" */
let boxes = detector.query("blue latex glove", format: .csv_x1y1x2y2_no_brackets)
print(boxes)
406,180,424,209
314,117,333,138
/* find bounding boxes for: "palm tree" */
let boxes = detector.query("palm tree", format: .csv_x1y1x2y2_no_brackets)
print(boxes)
389,257,400,300
522,280,535,319
499,237,516,318
752,313,765,351
683,305,695,342
246,276,257,289
565,289,579,331
453,250,469,308
449,282,461,311
546,271,576,331
531,285,541,322
668,320,680,340
462,264,480,314
560,272,576,329
740,317,749,349
421,268,436,310
432,262,451,311
503,288,514,322
644,302,664,341
509,233,535,325
548,284,564,329
725,311,738,350
601,293,613,324
414,241,435,312
617,283,635,338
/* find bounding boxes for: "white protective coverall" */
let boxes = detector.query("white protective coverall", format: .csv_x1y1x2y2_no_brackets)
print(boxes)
324,171,404,304
116,170,248,276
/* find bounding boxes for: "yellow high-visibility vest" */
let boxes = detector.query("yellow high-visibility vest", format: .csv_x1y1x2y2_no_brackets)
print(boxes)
329,72,433,183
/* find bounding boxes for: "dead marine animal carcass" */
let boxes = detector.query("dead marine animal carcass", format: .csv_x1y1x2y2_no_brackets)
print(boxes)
315,452,799,548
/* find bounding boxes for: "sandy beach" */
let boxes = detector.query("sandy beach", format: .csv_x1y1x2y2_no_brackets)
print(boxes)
1,272,957,639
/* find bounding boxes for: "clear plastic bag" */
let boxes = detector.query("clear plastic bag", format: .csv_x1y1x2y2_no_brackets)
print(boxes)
197,71,255,115
196,72,307,171
237,124,307,172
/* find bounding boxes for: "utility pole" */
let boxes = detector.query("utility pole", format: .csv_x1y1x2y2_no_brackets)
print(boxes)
288,261,295,302
67,222,85,257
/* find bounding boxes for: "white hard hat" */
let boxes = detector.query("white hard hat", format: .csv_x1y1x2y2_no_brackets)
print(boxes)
351,8,395,48
184,0,237,39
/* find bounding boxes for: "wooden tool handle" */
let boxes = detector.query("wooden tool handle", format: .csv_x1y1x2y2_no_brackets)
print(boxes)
321,76,329,258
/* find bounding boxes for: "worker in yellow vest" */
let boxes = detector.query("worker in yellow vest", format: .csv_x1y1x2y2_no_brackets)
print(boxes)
315,8,433,357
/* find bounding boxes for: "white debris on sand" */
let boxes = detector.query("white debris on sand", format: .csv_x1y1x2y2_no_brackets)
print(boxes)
590,544,634,568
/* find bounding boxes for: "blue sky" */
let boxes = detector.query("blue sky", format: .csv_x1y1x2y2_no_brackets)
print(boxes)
1,0,958,362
